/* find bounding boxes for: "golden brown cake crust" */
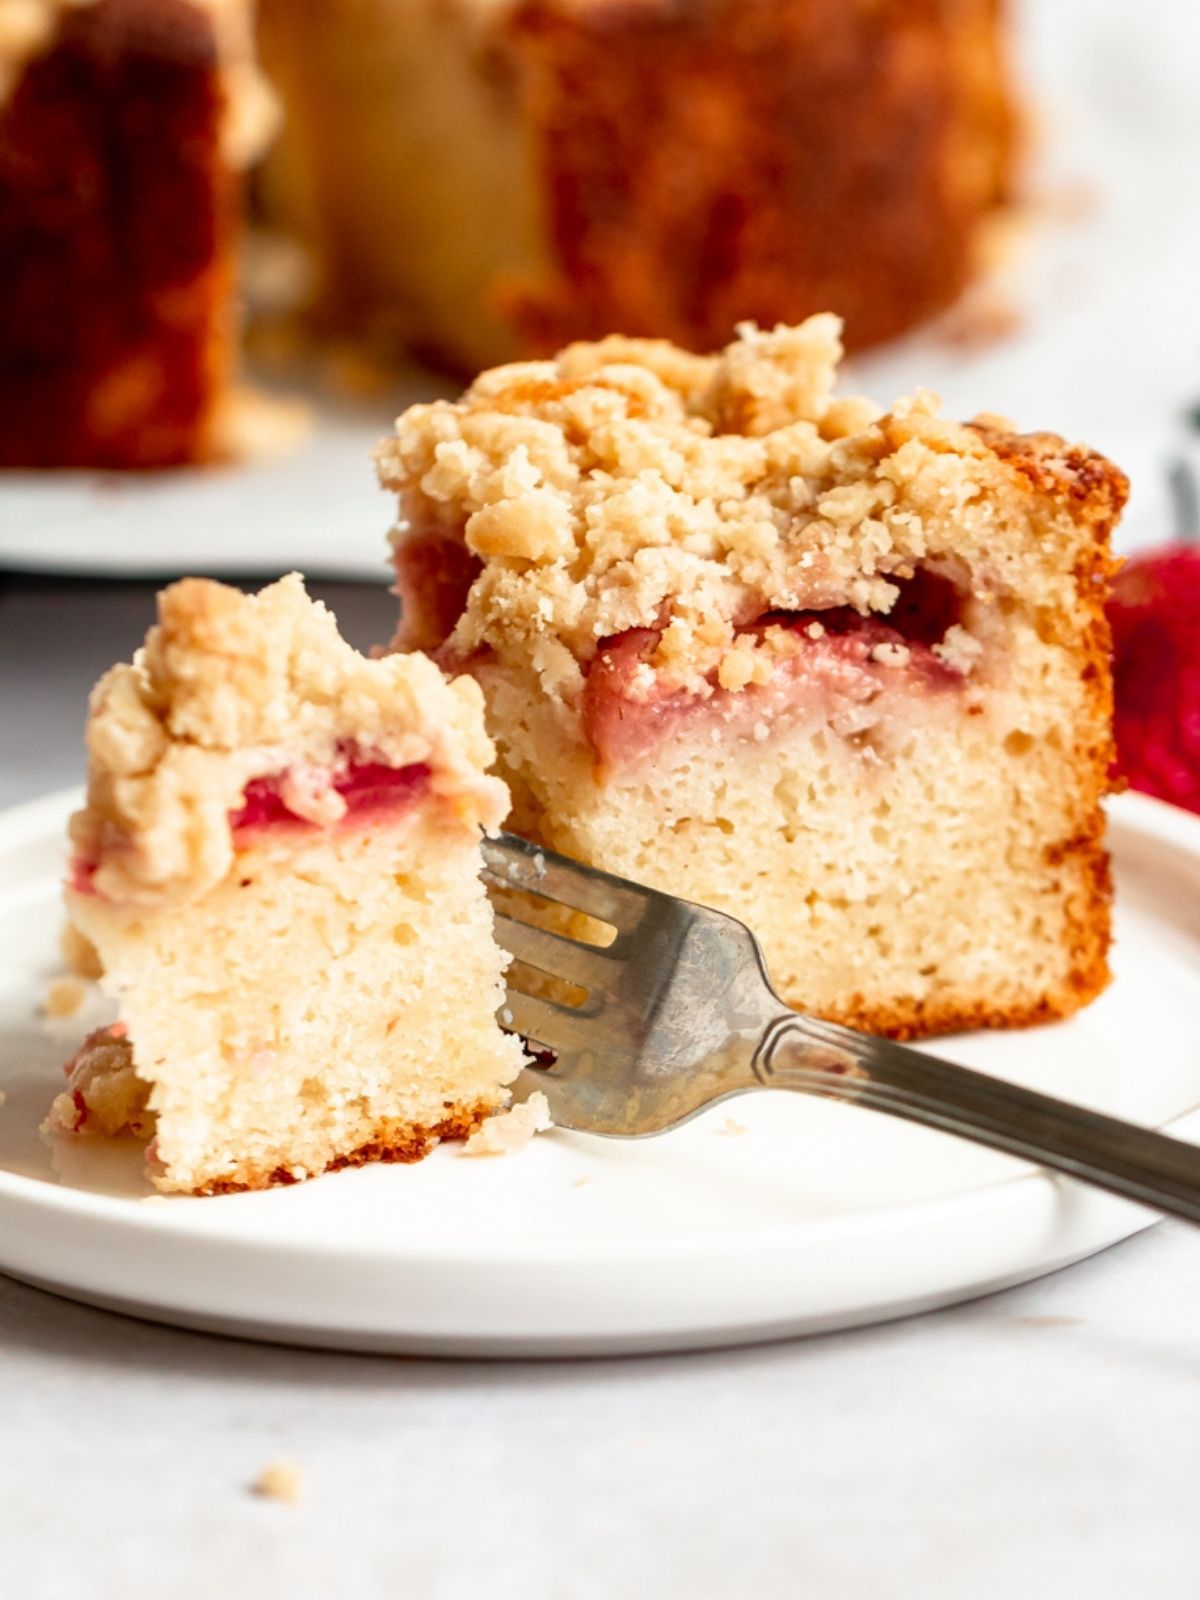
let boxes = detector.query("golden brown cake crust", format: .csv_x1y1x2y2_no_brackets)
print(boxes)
504,0,1014,355
0,0,275,468
198,1102,495,1194
45,1025,497,1191
0,0,234,467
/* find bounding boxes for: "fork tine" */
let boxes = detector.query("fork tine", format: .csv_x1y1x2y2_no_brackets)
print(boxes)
500,987,594,1056
492,912,619,990
482,833,650,928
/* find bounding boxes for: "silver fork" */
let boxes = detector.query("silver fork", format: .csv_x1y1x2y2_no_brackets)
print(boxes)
483,831,1200,1225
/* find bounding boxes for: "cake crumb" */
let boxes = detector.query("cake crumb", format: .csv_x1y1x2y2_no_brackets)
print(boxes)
43,976,90,1019
572,1173,591,1188
60,921,103,980
719,1115,749,1136
463,1091,553,1156
933,624,985,674
252,1459,303,1504
42,1025,152,1139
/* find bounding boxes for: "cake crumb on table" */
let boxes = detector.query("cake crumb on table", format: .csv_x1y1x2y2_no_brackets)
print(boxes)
463,1092,553,1156
720,1116,749,1137
251,1459,303,1504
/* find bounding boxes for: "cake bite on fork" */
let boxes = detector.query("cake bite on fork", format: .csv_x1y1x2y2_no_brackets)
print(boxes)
48,574,525,1193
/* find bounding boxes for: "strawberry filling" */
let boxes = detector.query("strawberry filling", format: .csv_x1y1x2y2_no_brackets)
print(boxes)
582,570,970,773
71,858,99,895
68,761,432,897
230,759,432,835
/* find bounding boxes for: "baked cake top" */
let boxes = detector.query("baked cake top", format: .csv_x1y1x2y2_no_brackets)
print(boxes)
0,0,278,164
376,316,1127,695
71,574,506,904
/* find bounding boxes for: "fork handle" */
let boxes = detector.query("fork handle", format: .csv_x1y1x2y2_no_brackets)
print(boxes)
751,1012,1200,1225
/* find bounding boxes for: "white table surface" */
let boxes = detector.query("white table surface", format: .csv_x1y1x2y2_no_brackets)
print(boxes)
2,575,1200,1599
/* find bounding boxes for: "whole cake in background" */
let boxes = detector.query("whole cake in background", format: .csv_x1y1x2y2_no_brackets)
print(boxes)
0,0,1015,468
259,0,1014,371
377,314,1127,1039
0,0,275,468
49,574,525,1193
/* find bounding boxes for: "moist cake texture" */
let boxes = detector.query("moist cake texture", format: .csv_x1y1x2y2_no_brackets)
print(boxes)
377,315,1128,1038
0,0,275,468
258,0,1013,370
51,574,524,1192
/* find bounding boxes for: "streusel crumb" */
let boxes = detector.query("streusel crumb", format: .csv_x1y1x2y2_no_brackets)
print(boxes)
378,316,1124,696
70,574,505,906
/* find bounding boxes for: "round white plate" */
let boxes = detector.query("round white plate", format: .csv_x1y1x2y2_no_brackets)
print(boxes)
0,788,1198,1356
1,3,1198,579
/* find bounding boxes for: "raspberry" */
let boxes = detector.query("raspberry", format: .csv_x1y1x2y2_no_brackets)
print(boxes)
1108,545,1200,813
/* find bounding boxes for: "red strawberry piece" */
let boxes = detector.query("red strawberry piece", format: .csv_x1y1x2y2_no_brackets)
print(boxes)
1108,545,1200,813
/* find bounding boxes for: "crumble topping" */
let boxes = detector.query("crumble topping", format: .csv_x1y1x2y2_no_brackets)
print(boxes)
70,574,506,906
377,316,1126,697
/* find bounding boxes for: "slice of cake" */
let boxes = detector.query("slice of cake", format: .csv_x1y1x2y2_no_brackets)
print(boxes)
49,574,524,1192
257,0,1013,370
0,0,275,468
376,315,1128,1039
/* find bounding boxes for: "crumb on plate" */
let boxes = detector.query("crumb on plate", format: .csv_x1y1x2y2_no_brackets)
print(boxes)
43,975,91,1020
462,1091,553,1156
60,921,103,980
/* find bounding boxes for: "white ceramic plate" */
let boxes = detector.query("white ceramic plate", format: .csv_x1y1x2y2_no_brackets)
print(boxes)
0,787,1198,1356
1,3,1198,580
